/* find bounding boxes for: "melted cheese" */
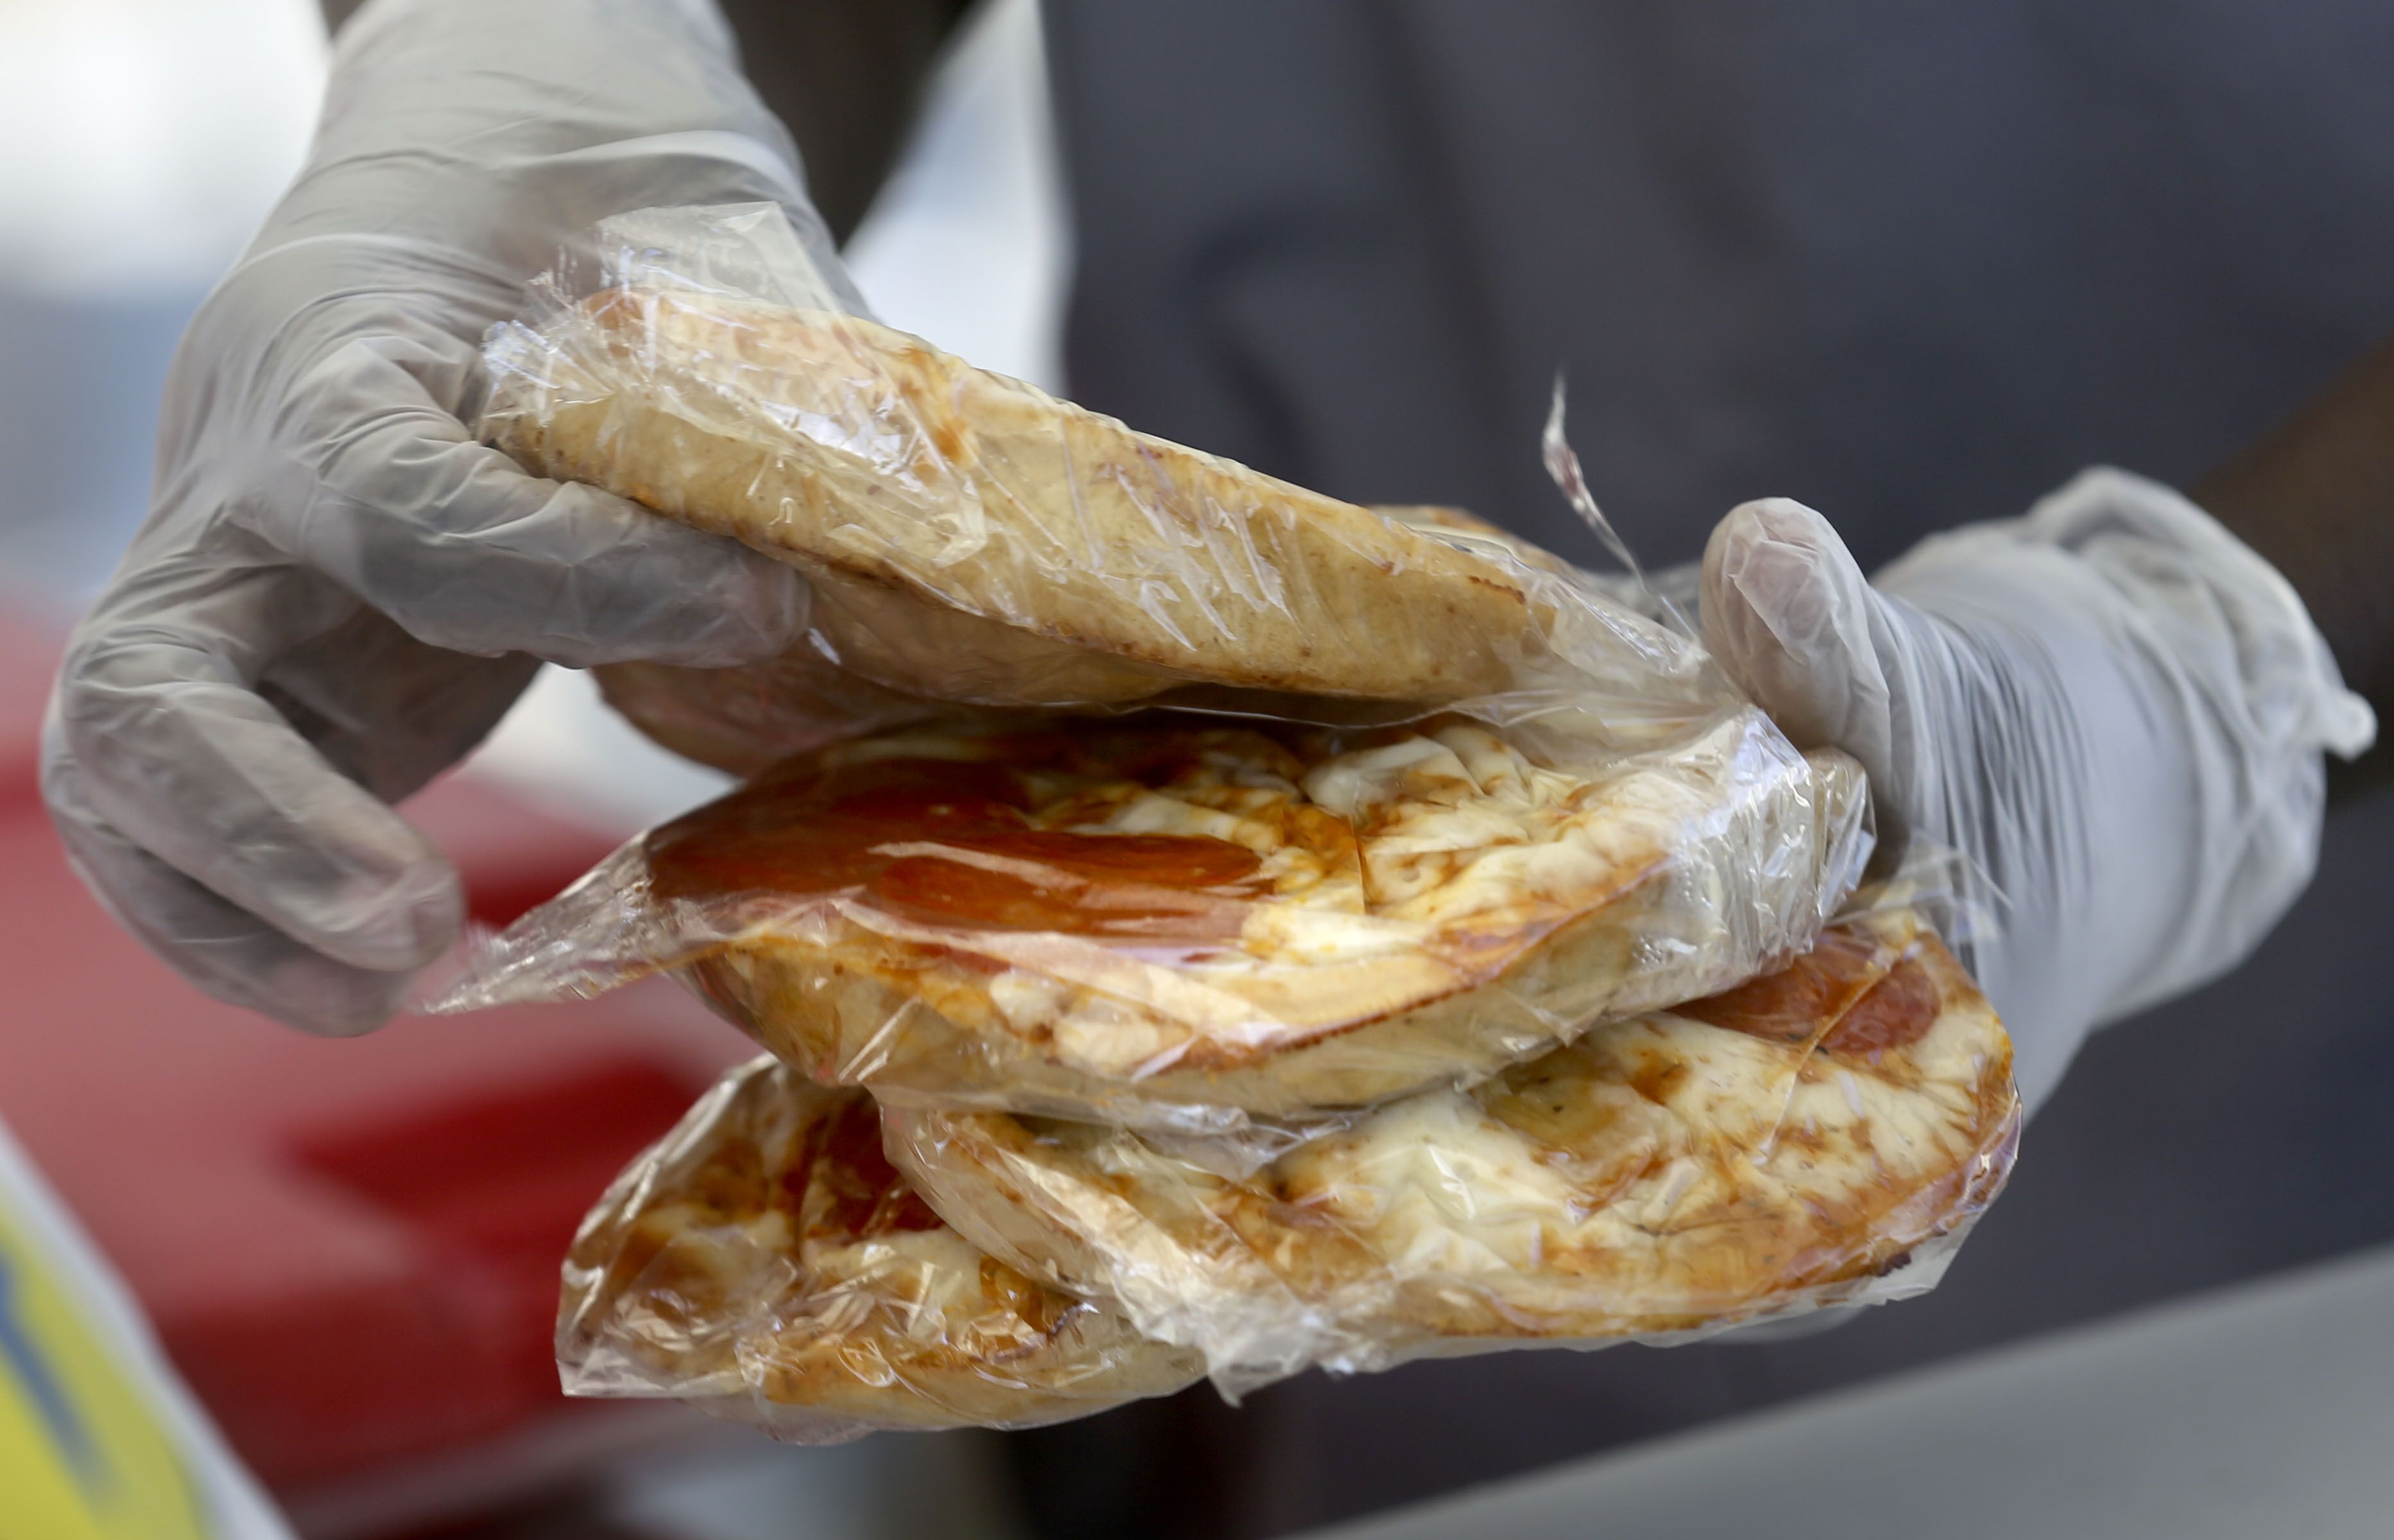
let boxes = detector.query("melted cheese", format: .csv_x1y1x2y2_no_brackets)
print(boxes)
897,911,2019,1376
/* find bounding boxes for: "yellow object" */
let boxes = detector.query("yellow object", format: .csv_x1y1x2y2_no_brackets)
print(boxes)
0,1200,211,1540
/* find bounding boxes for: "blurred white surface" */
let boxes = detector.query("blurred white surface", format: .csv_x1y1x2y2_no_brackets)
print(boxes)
0,0,324,301
845,0,1071,393
468,666,734,835
1303,1243,2394,1540
0,0,323,619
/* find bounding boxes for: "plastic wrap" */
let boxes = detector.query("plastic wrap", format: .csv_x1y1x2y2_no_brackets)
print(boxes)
558,1055,1202,1439
436,703,1869,1155
442,202,1884,1150
884,901,2019,1394
476,203,1737,775
465,202,2028,1429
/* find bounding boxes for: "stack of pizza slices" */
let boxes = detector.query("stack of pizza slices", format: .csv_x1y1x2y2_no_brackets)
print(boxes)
464,287,2023,1439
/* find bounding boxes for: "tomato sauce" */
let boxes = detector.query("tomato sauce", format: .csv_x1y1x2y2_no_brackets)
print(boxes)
1818,956,1941,1055
644,748,1266,941
1678,926,1888,1045
1680,925,1941,1055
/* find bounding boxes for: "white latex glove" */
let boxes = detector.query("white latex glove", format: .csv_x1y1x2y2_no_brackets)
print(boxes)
1703,468,2376,1109
43,0,853,1034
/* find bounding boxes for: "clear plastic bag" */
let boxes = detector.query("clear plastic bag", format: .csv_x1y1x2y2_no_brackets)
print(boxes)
567,898,2015,1433
434,703,1868,1156
558,1055,1202,1439
476,203,1737,774
480,202,2013,1429
883,898,2019,1395
445,202,1878,1150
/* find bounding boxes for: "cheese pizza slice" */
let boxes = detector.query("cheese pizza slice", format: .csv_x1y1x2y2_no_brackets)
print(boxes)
483,286,1622,742
887,905,2019,1385
579,704,1868,1140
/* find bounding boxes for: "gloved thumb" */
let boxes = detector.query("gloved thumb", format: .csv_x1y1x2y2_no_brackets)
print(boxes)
1700,498,1903,804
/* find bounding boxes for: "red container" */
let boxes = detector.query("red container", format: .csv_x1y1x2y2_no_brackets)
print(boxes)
0,620,749,1492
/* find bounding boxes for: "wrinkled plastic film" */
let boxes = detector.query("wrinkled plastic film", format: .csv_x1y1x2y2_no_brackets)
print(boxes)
559,1056,1202,1438
883,899,2020,1395
1542,377,1696,640
565,899,2015,1429
448,201,1886,1147
436,704,1871,1154
457,200,2040,1432
478,203,1734,773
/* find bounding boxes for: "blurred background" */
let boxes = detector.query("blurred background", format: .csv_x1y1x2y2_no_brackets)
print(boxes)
0,1,1066,1535
1,3,2389,1538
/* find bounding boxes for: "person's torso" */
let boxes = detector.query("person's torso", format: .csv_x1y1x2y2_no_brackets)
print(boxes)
1046,0,2394,570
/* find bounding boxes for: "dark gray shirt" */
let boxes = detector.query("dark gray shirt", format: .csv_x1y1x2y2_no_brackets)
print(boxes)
1048,1,2394,572
1024,8,2394,1533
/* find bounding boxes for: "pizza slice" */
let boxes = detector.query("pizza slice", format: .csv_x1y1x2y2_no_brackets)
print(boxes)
482,287,1654,760
559,1057,1201,1435
454,704,1864,1140
886,905,2019,1385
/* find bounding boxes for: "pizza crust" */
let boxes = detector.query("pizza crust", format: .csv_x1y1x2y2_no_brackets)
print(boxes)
482,291,1613,766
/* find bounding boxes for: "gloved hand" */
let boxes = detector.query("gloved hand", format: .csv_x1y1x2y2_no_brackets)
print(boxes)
43,0,854,1034
1703,468,2375,1108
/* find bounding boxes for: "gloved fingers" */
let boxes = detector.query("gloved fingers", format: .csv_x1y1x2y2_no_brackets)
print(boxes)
254,612,540,805
44,752,418,1036
255,329,805,669
50,573,464,975
1701,499,1899,787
